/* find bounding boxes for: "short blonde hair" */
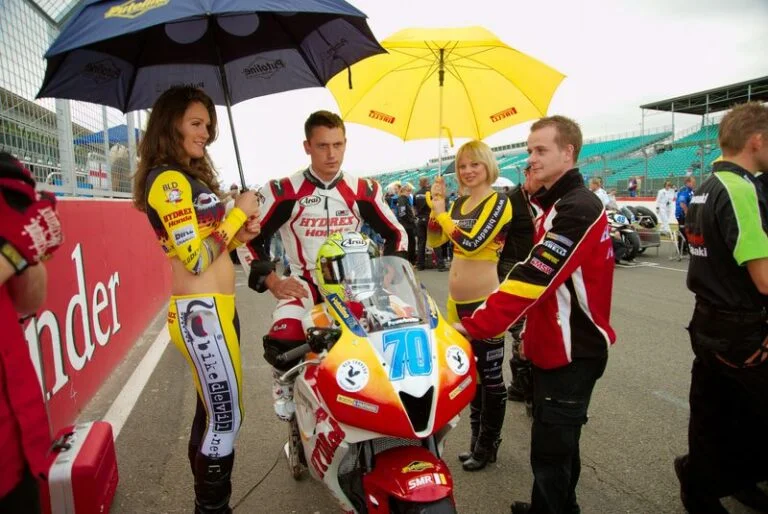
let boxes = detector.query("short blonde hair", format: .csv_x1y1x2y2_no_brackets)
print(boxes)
454,140,500,188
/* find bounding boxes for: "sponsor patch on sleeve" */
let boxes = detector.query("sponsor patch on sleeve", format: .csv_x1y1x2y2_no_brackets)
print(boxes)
545,232,573,247
173,224,197,246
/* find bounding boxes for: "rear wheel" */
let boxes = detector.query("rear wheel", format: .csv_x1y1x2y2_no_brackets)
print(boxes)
390,497,456,514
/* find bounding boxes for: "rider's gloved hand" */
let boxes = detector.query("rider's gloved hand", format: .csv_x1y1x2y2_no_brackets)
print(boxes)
0,154,64,273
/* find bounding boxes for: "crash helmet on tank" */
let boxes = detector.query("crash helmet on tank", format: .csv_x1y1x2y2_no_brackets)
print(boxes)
315,232,380,302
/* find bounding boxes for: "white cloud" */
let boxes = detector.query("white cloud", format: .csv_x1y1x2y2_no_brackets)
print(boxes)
208,0,768,187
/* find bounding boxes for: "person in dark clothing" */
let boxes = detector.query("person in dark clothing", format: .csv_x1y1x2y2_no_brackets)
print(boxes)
673,102,768,514
414,176,446,270
498,166,540,407
396,183,417,264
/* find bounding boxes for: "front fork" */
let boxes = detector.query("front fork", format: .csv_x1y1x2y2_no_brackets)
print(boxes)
286,417,306,480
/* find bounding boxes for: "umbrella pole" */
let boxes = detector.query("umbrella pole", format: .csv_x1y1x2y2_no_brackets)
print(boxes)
216,50,247,190
437,48,445,178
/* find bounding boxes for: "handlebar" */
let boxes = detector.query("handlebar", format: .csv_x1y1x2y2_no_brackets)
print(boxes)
275,343,312,366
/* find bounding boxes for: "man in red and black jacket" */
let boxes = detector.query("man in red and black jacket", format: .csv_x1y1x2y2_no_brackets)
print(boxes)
455,116,616,514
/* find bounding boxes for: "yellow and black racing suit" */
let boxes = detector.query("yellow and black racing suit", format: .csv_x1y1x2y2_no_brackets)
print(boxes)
145,165,247,512
427,191,512,468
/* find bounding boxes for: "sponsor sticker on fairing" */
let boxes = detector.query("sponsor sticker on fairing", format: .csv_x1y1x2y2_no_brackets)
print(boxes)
449,376,472,400
336,359,369,392
336,394,379,413
445,346,470,376
173,225,196,246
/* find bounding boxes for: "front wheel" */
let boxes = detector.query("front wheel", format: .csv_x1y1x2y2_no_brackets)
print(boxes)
390,497,457,514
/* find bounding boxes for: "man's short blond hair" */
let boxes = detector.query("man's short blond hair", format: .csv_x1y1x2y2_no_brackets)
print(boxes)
530,115,583,163
455,140,500,188
718,102,768,156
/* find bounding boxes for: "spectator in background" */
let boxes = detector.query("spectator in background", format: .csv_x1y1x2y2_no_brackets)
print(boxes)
627,175,638,197
413,176,446,271
0,152,64,513
588,177,611,207
655,181,676,235
676,176,696,255
397,182,417,264
674,101,768,513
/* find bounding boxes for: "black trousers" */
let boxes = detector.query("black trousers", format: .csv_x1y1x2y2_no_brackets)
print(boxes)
680,307,768,499
403,224,416,264
676,216,688,254
0,468,41,514
529,356,607,514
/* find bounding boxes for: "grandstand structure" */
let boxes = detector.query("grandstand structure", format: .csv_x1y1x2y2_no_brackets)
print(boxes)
368,76,768,197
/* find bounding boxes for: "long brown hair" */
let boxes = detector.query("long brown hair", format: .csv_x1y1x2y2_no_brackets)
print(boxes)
132,86,220,211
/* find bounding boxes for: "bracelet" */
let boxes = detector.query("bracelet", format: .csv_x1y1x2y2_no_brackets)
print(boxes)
0,239,29,275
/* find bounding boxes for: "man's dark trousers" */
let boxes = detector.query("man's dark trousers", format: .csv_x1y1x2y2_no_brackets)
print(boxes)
529,356,607,514
416,217,443,268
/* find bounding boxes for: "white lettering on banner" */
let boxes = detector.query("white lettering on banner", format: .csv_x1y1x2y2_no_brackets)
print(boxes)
24,243,121,400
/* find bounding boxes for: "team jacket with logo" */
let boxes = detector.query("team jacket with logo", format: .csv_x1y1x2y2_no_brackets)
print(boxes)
462,169,616,369
247,168,408,284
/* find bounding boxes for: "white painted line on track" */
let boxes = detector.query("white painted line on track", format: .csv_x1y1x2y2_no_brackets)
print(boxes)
653,390,689,410
104,326,170,439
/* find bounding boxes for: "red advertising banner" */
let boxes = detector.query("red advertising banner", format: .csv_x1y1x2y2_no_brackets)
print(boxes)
22,199,171,432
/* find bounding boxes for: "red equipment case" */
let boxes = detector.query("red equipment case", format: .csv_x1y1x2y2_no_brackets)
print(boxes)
41,421,119,514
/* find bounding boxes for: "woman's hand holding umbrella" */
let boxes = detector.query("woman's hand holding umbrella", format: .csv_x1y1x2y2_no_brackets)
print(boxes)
431,177,447,215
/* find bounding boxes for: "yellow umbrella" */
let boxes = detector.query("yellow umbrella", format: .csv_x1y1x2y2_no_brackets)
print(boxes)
327,26,565,165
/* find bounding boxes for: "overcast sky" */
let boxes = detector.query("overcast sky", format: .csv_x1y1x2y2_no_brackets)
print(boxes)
207,0,768,188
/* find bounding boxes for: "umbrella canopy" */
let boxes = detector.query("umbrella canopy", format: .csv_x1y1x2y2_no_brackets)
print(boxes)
37,0,384,186
327,26,565,142
73,124,142,146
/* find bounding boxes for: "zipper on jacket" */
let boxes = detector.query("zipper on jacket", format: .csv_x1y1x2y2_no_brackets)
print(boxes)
325,195,330,237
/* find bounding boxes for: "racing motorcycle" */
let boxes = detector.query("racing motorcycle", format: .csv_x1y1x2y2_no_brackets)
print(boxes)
273,254,476,513
606,209,641,263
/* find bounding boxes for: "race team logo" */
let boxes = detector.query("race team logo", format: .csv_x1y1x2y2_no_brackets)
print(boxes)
401,461,435,473
104,0,169,19
243,58,286,79
336,359,369,393
82,59,122,84
163,182,182,204
445,345,469,376
299,195,322,207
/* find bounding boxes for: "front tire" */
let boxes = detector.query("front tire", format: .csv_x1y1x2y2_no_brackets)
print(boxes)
623,231,641,261
287,418,306,480
390,497,456,514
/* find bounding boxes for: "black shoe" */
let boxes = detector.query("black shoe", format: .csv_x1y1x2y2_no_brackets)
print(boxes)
733,484,768,512
507,383,525,402
457,434,477,463
674,456,728,513
510,501,531,514
462,439,501,471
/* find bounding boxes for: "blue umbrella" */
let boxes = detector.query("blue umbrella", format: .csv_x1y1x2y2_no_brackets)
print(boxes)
37,0,384,187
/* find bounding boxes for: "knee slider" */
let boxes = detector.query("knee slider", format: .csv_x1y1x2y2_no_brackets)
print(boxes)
263,335,305,371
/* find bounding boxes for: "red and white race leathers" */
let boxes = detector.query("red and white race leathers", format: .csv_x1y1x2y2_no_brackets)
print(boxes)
247,167,408,344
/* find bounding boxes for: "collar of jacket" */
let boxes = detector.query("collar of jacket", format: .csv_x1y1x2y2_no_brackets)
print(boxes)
533,168,585,210
712,160,756,179
303,167,344,189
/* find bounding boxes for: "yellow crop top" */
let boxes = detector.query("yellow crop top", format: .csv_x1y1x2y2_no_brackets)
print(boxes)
426,191,512,262
145,166,246,275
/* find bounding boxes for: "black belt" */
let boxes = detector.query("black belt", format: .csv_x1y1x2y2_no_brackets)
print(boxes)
694,301,766,325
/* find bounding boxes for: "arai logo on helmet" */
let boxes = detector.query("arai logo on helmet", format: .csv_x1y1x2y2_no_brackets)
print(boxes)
340,238,367,249
299,195,322,207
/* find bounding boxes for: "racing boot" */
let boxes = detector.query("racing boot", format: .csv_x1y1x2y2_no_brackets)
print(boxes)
272,368,295,422
507,359,532,402
463,386,506,471
193,452,234,514
458,390,482,462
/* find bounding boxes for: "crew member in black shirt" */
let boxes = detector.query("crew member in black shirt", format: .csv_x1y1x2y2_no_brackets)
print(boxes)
674,102,768,514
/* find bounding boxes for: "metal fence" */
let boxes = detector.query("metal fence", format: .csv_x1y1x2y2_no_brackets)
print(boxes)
0,0,141,198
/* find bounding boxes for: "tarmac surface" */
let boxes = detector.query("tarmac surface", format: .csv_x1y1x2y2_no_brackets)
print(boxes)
84,241,764,514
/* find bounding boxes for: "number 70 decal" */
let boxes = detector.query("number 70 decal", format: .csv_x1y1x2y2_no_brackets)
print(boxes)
382,328,432,381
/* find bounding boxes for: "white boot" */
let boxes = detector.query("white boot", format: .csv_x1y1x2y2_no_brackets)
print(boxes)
272,368,295,422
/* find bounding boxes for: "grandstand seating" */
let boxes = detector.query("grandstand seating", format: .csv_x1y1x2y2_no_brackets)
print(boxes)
365,124,722,195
